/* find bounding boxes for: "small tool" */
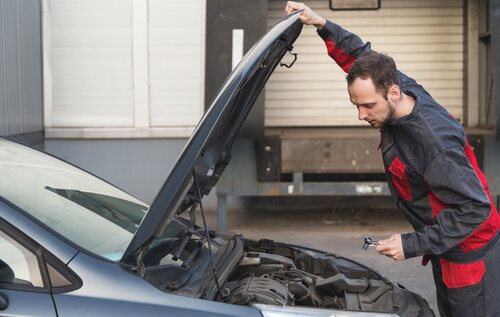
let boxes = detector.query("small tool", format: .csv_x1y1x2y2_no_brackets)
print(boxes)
362,236,379,251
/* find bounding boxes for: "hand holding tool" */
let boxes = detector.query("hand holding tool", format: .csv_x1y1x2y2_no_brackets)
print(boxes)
362,236,379,251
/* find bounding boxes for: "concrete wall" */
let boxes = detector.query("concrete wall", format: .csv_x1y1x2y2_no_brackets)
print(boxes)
0,0,43,146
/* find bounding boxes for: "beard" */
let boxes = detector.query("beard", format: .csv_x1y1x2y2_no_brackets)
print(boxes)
383,100,396,124
370,100,396,128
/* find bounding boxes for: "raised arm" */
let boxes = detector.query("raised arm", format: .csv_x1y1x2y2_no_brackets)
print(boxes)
285,1,326,29
285,1,371,73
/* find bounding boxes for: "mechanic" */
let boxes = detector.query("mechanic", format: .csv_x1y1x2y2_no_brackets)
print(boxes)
285,2,500,317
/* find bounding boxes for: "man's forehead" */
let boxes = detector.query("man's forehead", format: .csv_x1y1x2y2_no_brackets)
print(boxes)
348,76,377,91
348,77,380,103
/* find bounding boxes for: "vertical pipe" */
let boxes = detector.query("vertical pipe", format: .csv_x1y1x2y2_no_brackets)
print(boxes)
217,194,228,232
492,0,500,139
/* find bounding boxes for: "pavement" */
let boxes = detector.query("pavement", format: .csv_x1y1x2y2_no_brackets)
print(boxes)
201,201,439,315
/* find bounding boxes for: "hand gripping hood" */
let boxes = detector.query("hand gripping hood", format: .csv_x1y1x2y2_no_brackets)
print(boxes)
120,12,303,269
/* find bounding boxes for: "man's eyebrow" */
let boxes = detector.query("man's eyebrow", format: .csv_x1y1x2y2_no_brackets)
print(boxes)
351,100,375,107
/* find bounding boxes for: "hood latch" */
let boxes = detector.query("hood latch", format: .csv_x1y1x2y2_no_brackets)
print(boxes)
280,49,298,68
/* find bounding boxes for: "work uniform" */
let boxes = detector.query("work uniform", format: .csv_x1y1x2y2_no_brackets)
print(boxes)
317,20,500,317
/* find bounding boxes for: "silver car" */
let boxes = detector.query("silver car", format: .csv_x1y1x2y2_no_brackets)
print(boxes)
0,12,434,317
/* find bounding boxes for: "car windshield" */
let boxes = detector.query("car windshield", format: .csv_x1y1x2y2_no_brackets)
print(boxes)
0,140,149,261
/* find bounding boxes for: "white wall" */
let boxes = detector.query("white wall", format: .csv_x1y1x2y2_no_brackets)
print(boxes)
43,0,206,138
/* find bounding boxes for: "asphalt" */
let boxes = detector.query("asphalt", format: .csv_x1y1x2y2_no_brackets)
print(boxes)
201,203,440,315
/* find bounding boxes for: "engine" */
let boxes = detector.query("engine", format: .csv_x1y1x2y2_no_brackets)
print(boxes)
221,249,428,315
224,276,292,306
141,226,433,316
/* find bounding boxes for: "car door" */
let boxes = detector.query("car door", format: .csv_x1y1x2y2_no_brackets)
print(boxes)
0,228,57,316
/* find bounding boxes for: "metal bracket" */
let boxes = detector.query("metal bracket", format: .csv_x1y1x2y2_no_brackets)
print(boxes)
280,51,298,68
256,136,281,182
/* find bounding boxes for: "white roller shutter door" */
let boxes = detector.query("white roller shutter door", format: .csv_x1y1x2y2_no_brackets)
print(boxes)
266,0,464,127
149,0,205,127
45,0,205,134
48,0,134,127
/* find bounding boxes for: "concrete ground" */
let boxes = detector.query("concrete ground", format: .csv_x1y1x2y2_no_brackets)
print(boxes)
201,201,440,315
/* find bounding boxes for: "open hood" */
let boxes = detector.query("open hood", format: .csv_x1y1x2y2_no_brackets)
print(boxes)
120,12,303,268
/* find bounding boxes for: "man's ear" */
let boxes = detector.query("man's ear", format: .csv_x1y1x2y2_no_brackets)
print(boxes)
387,84,401,101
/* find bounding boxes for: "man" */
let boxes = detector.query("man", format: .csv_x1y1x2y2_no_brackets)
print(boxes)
285,2,500,317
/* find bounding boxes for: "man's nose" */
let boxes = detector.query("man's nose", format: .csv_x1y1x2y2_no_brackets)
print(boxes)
358,108,367,121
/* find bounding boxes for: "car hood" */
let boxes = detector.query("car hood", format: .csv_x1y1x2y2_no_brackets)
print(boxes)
120,12,303,268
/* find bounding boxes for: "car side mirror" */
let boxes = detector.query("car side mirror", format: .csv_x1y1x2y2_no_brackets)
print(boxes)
0,259,14,284
0,292,8,310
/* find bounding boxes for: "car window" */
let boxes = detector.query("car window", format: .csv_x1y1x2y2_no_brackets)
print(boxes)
0,140,149,260
45,186,145,234
0,230,44,288
46,263,72,288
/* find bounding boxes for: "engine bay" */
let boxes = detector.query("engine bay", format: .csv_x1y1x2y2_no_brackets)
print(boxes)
141,218,433,316
220,239,429,314
224,251,383,310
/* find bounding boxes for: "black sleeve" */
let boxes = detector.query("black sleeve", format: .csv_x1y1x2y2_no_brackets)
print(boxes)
401,147,491,258
316,19,371,72
316,19,426,93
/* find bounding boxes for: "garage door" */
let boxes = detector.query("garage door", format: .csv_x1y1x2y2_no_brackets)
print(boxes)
46,0,205,131
266,0,464,127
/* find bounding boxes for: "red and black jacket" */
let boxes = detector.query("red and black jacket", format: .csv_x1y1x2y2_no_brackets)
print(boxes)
318,20,500,288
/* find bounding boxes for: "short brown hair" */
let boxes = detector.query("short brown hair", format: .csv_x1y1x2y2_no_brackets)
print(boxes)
346,52,399,98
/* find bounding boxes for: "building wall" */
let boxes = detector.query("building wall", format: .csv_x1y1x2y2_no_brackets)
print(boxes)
0,0,44,146
43,0,206,139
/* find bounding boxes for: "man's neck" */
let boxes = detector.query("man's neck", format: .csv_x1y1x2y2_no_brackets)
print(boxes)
392,92,416,121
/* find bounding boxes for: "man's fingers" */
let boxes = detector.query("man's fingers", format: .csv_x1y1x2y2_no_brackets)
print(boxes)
377,248,396,258
376,238,389,248
375,244,389,252
376,235,397,247
285,1,300,14
374,234,405,262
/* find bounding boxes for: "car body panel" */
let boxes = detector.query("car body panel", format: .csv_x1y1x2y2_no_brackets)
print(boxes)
54,252,262,317
0,289,56,317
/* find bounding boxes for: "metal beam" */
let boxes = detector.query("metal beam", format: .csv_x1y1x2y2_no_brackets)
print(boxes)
492,0,500,138
465,0,480,127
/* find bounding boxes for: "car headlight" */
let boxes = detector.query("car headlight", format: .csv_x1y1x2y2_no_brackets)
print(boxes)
254,304,398,317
